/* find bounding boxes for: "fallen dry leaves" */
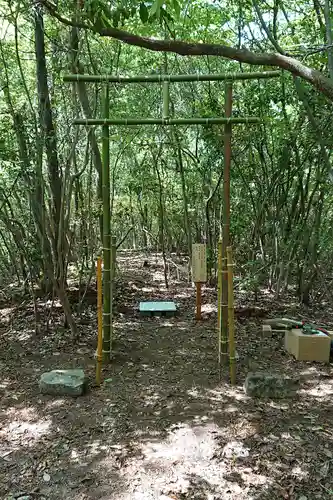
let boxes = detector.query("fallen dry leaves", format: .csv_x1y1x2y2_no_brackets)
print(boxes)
0,251,333,499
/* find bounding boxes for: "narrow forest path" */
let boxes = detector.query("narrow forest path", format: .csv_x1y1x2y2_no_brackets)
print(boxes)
1,252,333,499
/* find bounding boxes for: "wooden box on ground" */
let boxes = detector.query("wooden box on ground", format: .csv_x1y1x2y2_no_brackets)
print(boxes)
285,328,331,362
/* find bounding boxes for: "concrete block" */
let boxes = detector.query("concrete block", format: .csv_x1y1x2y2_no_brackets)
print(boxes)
262,324,272,337
285,328,331,362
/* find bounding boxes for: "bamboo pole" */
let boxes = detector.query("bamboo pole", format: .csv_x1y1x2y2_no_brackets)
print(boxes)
96,256,103,385
102,84,111,362
63,71,281,83
227,246,236,385
73,117,261,126
163,81,169,119
217,238,222,367
221,83,232,365
110,236,117,352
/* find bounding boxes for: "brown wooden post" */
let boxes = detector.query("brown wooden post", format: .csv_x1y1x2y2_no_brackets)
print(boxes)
196,282,202,320
192,243,206,321
221,83,232,365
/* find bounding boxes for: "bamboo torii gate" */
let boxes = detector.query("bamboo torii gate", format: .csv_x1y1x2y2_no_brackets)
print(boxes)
63,70,280,377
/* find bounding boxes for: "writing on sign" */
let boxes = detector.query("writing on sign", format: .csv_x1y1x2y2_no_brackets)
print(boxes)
192,244,207,283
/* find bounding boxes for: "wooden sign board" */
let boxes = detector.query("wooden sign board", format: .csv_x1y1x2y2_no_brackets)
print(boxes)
192,243,207,283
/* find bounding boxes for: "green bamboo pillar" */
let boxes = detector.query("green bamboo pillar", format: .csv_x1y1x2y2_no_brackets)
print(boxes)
221,82,233,365
102,84,111,361
163,50,169,120
110,235,117,351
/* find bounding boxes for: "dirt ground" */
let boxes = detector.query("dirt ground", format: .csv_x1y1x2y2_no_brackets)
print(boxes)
1,251,333,500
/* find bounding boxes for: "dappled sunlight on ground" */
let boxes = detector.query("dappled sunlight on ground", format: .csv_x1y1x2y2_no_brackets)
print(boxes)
44,398,68,409
173,289,193,299
2,326,34,341
0,377,12,390
5,405,39,420
152,270,166,282
202,303,217,314
2,252,333,498
0,306,14,323
1,415,52,446
96,420,273,500
300,379,333,397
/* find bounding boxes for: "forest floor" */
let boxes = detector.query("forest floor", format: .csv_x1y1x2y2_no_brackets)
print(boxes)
1,252,333,500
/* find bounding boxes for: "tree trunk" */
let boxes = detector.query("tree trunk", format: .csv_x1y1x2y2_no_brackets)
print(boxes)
34,7,62,259
174,131,192,260
34,5,77,337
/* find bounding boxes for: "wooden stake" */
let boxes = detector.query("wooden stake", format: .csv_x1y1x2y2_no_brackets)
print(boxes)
195,282,202,320
96,256,103,386
227,246,236,385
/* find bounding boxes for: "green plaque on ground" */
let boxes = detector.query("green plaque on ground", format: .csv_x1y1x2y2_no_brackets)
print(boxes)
139,301,177,317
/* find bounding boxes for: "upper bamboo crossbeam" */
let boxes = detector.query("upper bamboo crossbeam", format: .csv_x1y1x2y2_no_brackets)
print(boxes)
73,117,261,126
63,71,280,84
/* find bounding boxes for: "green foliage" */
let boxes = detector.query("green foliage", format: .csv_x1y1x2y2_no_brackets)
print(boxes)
0,0,332,306
150,0,164,16
139,2,149,23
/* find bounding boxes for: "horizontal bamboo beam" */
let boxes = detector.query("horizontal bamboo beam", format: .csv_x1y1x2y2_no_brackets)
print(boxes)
63,71,280,84
72,117,261,126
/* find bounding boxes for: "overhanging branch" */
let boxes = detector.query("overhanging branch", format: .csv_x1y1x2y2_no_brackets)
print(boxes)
42,0,333,102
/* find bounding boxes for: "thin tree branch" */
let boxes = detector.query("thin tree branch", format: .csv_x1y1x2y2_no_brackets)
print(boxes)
324,0,333,79
41,0,333,102
252,0,285,54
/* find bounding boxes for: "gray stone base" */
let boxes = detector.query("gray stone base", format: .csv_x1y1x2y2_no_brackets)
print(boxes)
244,371,299,399
39,369,87,397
